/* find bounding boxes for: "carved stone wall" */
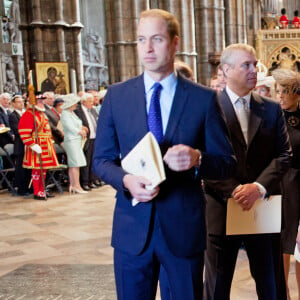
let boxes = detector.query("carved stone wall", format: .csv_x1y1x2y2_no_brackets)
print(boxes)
80,0,108,90
256,29,300,72
0,0,24,93
4,0,299,93
19,0,85,92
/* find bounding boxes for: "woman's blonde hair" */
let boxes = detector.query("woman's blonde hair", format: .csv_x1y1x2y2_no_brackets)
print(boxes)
272,68,300,95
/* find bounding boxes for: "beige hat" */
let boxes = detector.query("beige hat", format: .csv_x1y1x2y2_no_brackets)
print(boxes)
61,93,80,110
256,76,275,88
98,89,107,100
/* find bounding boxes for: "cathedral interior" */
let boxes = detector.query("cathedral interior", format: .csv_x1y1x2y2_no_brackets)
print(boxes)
0,0,299,93
0,0,300,299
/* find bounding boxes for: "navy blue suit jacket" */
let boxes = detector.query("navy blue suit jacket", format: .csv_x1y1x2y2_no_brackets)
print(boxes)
93,74,236,257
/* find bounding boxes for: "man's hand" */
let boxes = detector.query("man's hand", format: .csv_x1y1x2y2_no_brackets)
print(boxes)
232,183,261,211
163,144,200,171
123,174,159,202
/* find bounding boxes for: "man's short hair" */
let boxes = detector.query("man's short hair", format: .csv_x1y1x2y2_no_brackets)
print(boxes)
139,9,179,40
80,92,94,103
220,43,256,69
43,91,55,98
0,92,11,101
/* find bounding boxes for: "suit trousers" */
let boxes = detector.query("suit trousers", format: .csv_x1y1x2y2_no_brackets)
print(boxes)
204,233,277,300
15,152,31,194
114,210,204,300
80,138,97,185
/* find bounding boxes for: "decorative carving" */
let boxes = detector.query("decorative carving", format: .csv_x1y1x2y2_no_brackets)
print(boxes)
262,16,279,29
84,66,108,90
256,29,300,72
7,0,22,43
3,56,19,93
83,31,105,65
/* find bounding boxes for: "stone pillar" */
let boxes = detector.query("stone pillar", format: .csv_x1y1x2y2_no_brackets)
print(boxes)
236,0,246,43
105,0,146,83
104,0,116,83
55,0,64,22
225,0,236,45
253,1,260,34
263,0,280,15
176,0,197,79
72,0,84,91
132,0,148,75
195,0,225,84
56,28,66,61
32,0,42,23
34,27,44,61
213,0,226,54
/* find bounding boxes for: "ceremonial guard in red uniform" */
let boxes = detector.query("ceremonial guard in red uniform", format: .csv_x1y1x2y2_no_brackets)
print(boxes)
18,94,59,200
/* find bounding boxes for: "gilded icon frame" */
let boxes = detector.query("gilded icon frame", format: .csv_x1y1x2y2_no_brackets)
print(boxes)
35,62,70,94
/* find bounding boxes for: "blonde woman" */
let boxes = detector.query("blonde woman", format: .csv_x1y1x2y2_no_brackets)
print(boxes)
60,94,88,194
273,68,300,300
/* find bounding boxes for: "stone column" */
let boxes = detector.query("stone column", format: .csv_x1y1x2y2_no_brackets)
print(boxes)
32,0,42,23
263,0,280,14
177,0,197,79
225,0,236,44
213,0,226,53
55,0,64,22
132,0,148,75
34,27,44,61
104,0,116,83
105,0,144,83
72,0,84,91
195,0,225,84
56,28,66,61
31,0,44,62
236,0,247,43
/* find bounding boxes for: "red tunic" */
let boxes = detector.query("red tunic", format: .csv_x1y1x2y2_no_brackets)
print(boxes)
18,107,59,169
280,15,289,28
293,16,300,28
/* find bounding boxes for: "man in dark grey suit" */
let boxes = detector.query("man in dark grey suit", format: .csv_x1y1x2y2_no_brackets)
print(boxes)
204,44,291,300
9,95,31,195
43,91,64,145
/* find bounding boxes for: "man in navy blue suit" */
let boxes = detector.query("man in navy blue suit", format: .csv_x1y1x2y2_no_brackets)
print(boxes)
93,9,236,300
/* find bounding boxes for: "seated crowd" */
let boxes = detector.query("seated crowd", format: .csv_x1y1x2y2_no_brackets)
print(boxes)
0,89,107,198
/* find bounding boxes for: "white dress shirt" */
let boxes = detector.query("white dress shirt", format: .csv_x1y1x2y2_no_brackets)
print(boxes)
225,86,266,199
144,71,178,134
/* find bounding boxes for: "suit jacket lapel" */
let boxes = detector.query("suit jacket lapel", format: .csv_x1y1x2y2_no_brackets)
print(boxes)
130,75,149,141
163,76,188,144
219,90,246,146
248,93,263,146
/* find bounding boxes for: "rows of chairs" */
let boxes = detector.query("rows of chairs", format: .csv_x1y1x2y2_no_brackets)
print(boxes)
0,144,68,196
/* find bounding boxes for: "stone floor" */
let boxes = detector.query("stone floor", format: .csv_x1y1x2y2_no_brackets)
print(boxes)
0,185,298,299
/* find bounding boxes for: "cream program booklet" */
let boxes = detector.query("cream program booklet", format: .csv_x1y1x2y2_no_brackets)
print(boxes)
294,244,300,263
226,195,281,235
121,132,166,206
0,127,10,134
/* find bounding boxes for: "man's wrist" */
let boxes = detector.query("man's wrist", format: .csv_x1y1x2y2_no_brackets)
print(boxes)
253,182,266,199
195,149,202,167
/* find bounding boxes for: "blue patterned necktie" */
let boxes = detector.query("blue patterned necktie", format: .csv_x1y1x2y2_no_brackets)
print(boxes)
148,82,163,143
